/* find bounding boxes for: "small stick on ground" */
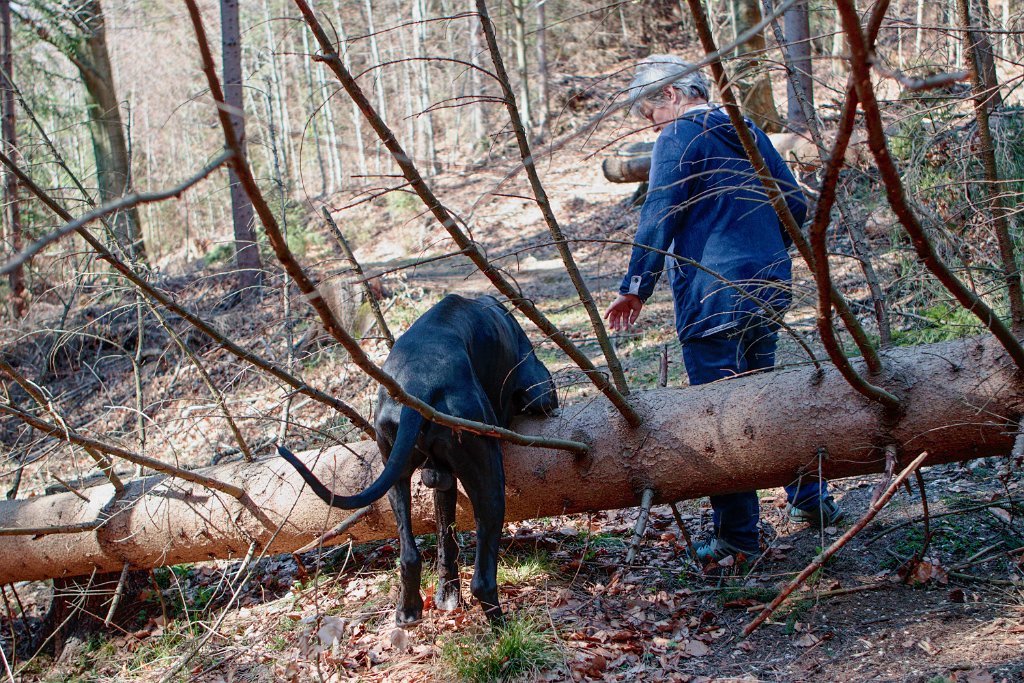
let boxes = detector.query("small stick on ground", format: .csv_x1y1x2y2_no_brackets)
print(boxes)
625,488,655,565
295,506,373,555
912,469,932,561
744,581,889,612
659,344,669,388
864,497,1017,545
669,502,700,565
870,444,898,507
104,563,131,626
744,450,929,637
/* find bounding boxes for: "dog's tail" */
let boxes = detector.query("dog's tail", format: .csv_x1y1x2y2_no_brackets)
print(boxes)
277,407,424,509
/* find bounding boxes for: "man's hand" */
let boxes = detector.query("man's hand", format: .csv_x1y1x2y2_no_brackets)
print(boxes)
604,294,644,331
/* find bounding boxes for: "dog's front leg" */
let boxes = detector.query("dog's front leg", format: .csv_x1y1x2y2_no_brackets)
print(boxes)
462,441,505,623
387,476,424,625
433,486,462,611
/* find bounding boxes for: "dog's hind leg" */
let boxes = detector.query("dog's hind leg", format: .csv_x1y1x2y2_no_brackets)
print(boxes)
460,439,506,623
387,475,424,625
433,486,462,611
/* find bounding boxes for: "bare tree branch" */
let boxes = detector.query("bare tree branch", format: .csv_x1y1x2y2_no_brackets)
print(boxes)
184,0,590,455
291,0,643,428
835,0,1024,372
475,0,631,396
0,149,377,439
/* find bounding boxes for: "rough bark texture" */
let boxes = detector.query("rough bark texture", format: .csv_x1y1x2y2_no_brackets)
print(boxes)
783,0,812,131
0,336,1019,584
0,0,25,317
733,0,782,132
75,1,145,261
220,0,262,293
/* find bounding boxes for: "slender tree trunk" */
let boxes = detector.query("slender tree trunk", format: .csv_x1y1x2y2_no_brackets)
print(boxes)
468,0,486,148
300,25,328,197
221,0,262,296
967,0,1003,109
733,0,782,132
783,0,812,131
0,0,25,317
74,0,146,262
362,0,386,172
331,2,368,179
535,0,550,136
412,0,439,174
512,0,532,130
0,336,1019,584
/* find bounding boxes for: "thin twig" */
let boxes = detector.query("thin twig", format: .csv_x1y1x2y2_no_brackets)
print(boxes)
0,149,376,438
292,0,642,428
864,497,1017,545
0,520,101,536
744,581,889,612
103,562,131,626
144,299,253,462
187,0,589,455
744,451,929,636
476,0,630,396
0,403,246,499
835,0,1024,371
295,505,372,554
625,488,655,565
0,152,232,276
669,502,700,565
321,207,394,348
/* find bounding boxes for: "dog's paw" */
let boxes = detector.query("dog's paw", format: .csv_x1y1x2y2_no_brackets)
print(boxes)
395,607,423,626
435,581,461,611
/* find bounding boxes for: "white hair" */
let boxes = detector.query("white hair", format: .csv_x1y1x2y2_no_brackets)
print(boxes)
628,55,710,110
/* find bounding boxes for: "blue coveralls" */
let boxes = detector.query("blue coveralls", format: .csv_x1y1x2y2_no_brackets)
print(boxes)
618,106,830,553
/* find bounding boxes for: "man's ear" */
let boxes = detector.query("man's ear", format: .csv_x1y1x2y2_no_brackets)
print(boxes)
663,85,679,103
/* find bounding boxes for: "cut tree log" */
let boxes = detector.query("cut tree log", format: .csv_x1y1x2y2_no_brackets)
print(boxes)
0,336,1019,584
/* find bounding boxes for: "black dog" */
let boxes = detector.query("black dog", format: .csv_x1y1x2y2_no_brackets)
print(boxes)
279,294,557,623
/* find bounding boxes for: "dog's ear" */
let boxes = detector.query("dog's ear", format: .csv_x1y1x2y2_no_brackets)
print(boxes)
511,331,558,416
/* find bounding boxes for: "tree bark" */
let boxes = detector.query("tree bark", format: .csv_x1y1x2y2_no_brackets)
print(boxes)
0,336,1019,585
0,0,25,317
74,1,146,262
732,0,781,132
221,0,262,295
783,0,812,131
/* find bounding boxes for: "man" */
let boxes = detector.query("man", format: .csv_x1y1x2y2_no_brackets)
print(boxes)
604,55,843,564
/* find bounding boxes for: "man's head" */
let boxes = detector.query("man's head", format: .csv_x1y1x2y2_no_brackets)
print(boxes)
629,55,710,130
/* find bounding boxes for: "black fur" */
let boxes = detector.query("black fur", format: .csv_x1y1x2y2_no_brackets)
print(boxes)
278,294,557,623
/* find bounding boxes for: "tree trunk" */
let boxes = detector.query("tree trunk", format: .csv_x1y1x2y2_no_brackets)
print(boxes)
0,336,1019,585
967,0,1004,110
221,0,262,296
535,0,550,136
783,0,813,132
44,570,147,661
0,0,25,317
74,0,146,262
512,0,532,130
732,0,781,132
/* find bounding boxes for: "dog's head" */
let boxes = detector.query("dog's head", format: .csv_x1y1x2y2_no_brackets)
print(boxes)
509,317,558,417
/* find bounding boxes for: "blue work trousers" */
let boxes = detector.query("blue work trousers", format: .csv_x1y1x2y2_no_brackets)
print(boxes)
681,319,830,553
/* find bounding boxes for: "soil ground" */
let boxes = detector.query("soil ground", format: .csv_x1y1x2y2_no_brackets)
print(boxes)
3,86,1024,682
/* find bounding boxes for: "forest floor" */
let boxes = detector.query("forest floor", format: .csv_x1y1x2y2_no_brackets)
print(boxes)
5,77,1024,682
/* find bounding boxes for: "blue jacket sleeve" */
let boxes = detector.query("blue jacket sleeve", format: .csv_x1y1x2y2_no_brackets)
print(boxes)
759,131,807,242
619,133,694,302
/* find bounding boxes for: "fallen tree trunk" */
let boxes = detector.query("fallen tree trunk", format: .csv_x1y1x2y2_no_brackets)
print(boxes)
0,336,1019,584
